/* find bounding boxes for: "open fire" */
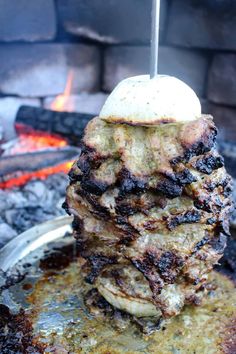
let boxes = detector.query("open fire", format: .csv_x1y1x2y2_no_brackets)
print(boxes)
0,73,78,189
0,126,74,189
50,70,74,112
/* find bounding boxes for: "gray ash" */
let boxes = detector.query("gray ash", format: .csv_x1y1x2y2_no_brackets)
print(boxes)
0,173,68,248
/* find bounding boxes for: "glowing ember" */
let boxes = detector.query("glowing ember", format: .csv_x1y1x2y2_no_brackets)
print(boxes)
0,72,77,189
0,161,73,189
11,125,68,155
51,70,74,112
1,125,73,189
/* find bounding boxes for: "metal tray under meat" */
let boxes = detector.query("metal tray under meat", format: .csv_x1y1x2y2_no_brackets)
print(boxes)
0,216,235,354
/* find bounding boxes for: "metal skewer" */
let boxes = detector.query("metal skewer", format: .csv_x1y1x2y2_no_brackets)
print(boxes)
150,0,161,79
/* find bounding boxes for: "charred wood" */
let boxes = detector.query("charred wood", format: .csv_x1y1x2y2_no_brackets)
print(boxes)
15,106,94,145
0,147,80,177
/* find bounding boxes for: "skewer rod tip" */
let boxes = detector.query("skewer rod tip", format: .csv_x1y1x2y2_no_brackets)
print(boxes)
150,0,161,79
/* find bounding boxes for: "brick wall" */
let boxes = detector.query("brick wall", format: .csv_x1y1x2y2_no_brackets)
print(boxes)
0,0,235,142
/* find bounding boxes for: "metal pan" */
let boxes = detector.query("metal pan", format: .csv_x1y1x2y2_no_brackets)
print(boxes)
0,215,73,271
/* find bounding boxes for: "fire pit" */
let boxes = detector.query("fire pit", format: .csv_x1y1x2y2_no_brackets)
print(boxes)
0,71,95,245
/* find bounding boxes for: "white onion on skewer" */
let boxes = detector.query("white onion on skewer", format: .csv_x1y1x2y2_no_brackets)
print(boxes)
100,75,201,126
96,277,160,318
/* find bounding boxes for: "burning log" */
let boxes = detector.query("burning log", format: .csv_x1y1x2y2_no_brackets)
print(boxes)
0,147,80,177
0,146,80,189
0,118,81,189
15,106,94,145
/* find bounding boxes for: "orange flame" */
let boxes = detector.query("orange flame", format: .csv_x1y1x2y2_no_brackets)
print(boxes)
0,72,76,189
51,70,74,112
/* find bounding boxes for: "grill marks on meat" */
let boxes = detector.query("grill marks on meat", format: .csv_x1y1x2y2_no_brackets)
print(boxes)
132,250,184,289
77,188,110,219
194,154,224,175
65,115,233,318
84,255,117,284
178,116,217,162
156,178,183,198
167,209,201,230
75,116,218,197
118,168,147,196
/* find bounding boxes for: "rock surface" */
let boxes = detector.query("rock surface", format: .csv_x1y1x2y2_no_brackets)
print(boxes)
0,0,56,41
208,103,236,142
0,97,40,140
58,0,168,44
207,54,236,106
167,0,236,50
44,93,108,115
103,46,208,96
0,44,101,97
200,99,210,115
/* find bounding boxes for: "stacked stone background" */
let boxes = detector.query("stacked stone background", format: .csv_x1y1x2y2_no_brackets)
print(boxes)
0,0,235,142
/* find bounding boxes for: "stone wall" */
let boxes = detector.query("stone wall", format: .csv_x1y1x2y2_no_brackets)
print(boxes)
0,0,235,142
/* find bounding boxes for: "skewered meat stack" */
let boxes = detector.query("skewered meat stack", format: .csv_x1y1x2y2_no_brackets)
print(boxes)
64,75,233,319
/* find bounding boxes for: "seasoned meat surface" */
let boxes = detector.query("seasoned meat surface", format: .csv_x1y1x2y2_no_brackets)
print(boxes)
65,115,233,318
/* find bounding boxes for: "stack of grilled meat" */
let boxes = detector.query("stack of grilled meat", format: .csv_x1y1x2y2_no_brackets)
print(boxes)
64,113,233,318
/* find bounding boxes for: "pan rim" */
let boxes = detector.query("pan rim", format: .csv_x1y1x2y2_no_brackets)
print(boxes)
0,215,73,272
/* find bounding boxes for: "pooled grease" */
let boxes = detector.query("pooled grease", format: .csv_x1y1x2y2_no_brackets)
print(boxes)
1,242,236,353
28,249,236,353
